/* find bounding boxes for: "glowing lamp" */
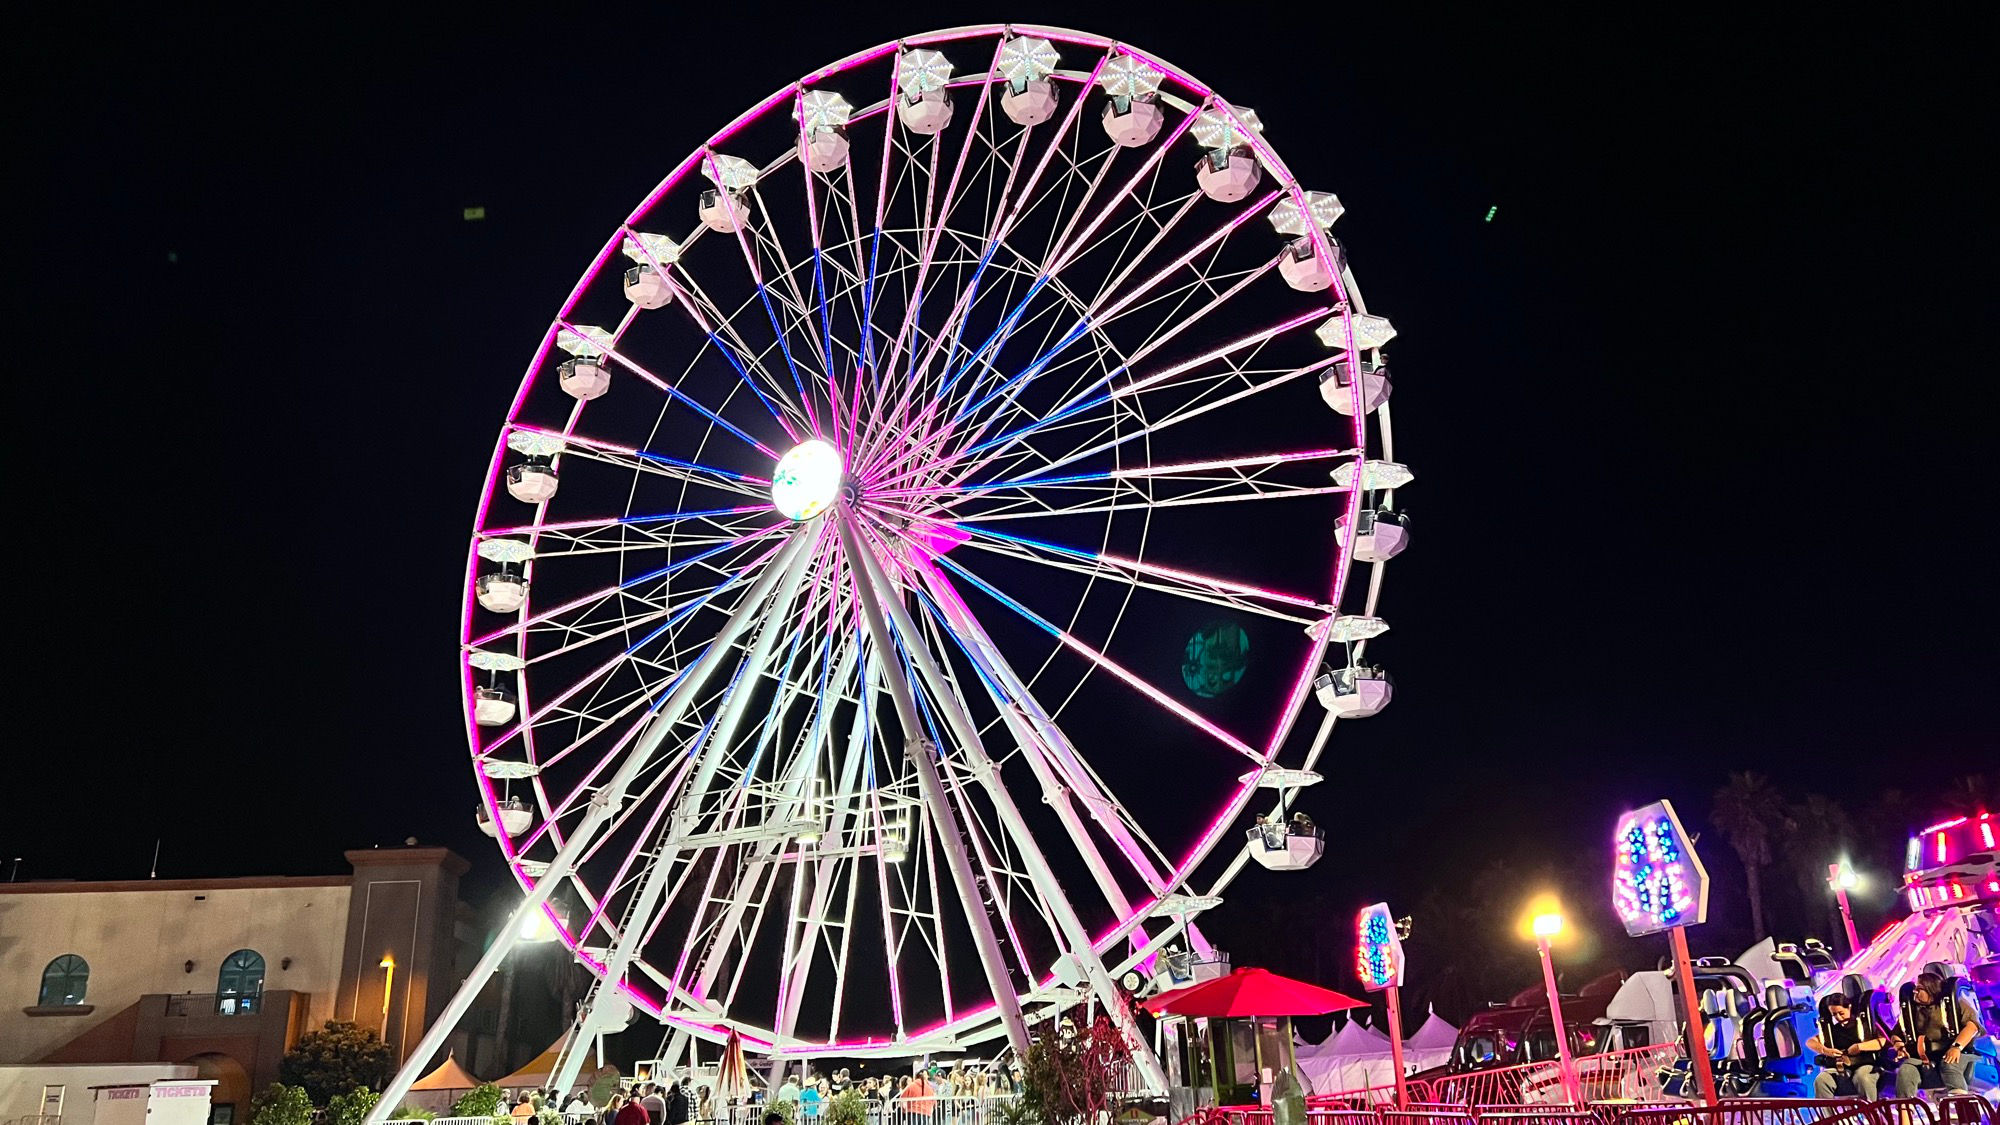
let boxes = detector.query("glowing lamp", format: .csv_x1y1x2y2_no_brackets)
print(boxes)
1832,863,1860,891
1531,912,1564,938
1611,799,1710,937
1354,901,1404,992
771,440,845,520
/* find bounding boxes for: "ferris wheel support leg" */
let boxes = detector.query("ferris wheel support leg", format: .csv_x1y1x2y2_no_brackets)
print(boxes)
363,531,817,1125
554,528,825,1101
846,529,1169,1093
911,562,1217,960
835,508,1033,1059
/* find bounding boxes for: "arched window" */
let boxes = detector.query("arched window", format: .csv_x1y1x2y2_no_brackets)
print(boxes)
39,955,89,1006
215,950,265,1015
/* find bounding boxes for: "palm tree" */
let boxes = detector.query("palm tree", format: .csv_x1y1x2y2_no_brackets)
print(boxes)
1782,793,1856,938
1711,772,1788,938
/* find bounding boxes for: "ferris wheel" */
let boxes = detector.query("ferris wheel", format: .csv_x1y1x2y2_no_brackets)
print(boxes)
376,24,1412,1113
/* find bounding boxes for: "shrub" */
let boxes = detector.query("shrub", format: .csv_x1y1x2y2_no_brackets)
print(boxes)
825,1090,867,1125
249,1085,314,1125
326,1088,380,1125
452,1085,507,1118
278,1021,394,1105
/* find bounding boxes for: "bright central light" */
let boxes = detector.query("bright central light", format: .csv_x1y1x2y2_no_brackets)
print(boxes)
1531,912,1565,938
1833,863,1860,891
771,440,845,520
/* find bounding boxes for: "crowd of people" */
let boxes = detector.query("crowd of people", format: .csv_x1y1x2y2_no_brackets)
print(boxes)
492,1061,1027,1125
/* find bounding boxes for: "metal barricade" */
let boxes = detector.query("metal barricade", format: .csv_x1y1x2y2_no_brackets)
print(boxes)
1598,1098,1943,1125
1380,1106,1480,1125
1417,1046,1683,1107
1932,1096,1995,1125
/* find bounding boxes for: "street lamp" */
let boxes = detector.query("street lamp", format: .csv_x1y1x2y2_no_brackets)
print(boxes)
1827,861,1862,956
1528,907,1581,1105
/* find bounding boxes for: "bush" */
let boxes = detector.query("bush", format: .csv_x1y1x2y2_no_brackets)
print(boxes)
825,1090,867,1125
453,1085,507,1118
766,1100,797,1125
327,1088,381,1125
278,1021,394,1105
249,1085,314,1125
392,1107,436,1123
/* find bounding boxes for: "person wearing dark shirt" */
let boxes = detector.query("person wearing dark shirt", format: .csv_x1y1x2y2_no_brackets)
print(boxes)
1807,993,1886,1099
1894,972,1985,1096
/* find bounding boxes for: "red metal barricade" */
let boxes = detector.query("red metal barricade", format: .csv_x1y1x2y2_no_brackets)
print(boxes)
1932,1096,1995,1125
1598,1098,1943,1125
1406,1046,1684,1107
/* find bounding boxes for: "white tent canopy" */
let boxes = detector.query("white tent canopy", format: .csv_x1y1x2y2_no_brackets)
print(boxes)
1297,1009,1458,1096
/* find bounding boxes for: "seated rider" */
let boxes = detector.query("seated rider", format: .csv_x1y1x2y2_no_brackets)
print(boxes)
1893,971,1985,1097
1289,811,1315,836
1807,993,1887,1100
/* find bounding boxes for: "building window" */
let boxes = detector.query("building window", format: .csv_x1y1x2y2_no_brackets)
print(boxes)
216,950,265,1015
39,955,89,1006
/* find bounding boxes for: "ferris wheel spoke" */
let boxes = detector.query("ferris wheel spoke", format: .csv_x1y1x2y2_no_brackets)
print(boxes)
505,425,772,496
931,553,1263,763
575,327,792,460
937,302,1332,496
470,523,787,649
950,524,1324,622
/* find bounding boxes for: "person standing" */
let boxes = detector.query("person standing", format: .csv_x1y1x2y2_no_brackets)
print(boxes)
641,1084,668,1123
1893,972,1985,1096
616,1091,652,1125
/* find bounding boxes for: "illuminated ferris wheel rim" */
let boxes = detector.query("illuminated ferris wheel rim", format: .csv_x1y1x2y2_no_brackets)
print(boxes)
455,22,1403,1060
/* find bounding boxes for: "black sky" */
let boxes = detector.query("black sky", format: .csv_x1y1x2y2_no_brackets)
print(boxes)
13,5,1991,964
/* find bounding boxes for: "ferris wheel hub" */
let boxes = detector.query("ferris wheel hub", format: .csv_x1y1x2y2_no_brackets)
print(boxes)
770,439,847,521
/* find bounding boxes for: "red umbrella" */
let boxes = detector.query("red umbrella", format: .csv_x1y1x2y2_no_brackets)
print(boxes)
1141,967,1365,1017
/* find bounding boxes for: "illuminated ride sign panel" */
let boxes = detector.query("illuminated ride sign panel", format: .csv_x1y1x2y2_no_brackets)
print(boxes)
1904,811,1999,911
1355,901,1405,991
1611,800,1711,937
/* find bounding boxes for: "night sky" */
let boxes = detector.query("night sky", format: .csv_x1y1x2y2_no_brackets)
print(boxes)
15,5,1990,998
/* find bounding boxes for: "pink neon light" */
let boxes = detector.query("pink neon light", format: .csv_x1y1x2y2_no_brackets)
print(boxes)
1920,815,1969,834
1938,832,1948,864
1983,821,1996,848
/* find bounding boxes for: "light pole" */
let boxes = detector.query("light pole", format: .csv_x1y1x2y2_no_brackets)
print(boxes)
1827,862,1862,956
1530,911,1581,1105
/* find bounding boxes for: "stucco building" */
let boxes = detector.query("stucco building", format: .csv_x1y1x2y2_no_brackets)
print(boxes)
0,847,486,1125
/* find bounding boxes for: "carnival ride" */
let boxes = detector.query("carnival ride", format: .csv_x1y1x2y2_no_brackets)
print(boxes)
368,25,1416,1123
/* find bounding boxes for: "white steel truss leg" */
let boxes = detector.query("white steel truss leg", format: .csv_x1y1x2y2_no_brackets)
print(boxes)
835,507,1032,1058
362,530,816,1125
847,530,1169,1091
550,530,824,1097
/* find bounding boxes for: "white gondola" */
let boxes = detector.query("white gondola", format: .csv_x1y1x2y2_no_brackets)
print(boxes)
623,264,673,309
1315,664,1393,718
1001,79,1058,126
898,89,953,134
557,357,611,401
1320,361,1392,416
476,795,534,838
698,189,747,234
475,572,528,614
801,128,849,173
1102,98,1164,146
1277,236,1336,292
1196,147,1261,202
1245,820,1325,871
1336,507,1410,563
473,685,517,726
505,462,559,504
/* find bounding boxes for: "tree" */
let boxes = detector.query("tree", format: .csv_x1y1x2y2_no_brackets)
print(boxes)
1781,793,1856,938
1020,1014,1133,1125
1711,772,1788,938
278,1020,394,1104
248,1085,313,1125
